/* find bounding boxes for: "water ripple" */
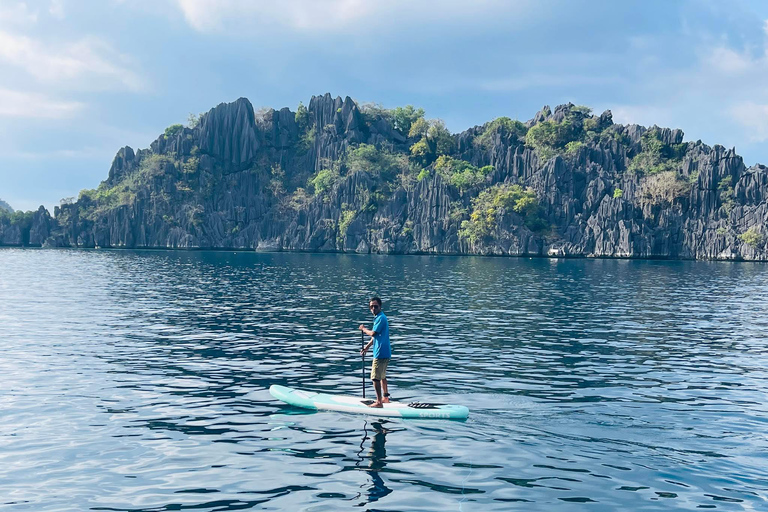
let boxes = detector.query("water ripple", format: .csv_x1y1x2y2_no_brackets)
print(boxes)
1,249,768,510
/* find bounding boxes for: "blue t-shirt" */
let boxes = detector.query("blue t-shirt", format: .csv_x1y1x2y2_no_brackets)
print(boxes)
372,312,391,359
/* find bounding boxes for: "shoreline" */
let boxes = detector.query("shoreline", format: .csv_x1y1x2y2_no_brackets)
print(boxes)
1,244,764,263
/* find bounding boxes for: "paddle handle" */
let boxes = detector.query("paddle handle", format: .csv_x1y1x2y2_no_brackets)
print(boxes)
361,330,366,399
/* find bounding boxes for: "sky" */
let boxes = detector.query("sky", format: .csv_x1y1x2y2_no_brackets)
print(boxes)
2,0,768,212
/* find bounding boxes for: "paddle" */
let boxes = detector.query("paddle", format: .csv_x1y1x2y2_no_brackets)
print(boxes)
361,330,366,398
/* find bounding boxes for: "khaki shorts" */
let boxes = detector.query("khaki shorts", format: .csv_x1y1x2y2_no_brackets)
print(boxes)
370,358,390,381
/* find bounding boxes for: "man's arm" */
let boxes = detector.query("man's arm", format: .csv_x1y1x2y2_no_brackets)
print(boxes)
361,337,375,354
359,324,378,337
359,324,377,355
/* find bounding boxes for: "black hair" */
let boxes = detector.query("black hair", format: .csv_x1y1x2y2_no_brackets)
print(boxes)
369,297,382,307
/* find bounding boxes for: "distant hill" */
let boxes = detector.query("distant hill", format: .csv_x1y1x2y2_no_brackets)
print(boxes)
0,199,13,213
3,94,768,259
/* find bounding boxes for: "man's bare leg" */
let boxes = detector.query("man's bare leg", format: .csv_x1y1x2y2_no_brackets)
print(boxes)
382,379,390,403
369,379,383,407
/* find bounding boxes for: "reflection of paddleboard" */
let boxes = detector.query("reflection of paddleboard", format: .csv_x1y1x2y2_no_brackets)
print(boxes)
269,385,469,420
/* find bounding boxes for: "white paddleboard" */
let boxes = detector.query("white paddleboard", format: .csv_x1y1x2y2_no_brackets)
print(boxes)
269,384,469,420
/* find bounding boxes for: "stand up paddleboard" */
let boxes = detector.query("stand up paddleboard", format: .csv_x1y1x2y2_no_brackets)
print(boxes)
269,385,469,420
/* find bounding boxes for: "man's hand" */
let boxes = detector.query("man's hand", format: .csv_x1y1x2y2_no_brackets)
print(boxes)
360,346,369,356
358,324,366,332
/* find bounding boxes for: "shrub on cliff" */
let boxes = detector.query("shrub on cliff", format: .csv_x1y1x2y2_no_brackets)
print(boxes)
76,154,178,219
347,144,409,182
434,156,493,192
628,129,686,175
337,206,357,245
525,106,592,160
718,176,735,214
638,171,690,206
526,120,571,159
298,125,316,154
164,124,184,139
359,103,393,126
308,168,340,195
739,228,763,247
409,119,454,166
459,183,546,244
295,101,309,131
391,105,425,135
282,188,311,211
474,117,527,149
186,113,205,129
0,209,33,228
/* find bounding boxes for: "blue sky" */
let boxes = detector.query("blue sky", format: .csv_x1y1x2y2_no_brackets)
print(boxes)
3,0,768,212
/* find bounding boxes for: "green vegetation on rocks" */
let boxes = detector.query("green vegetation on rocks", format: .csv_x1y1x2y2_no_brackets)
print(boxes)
20,95,763,262
475,117,527,149
739,228,763,247
391,105,425,135
524,105,594,160
164,124,184,139
337,206,356,245
308,144,412,198
628,129,686,175
308,166,340,195
409,118,454,166
78,154,181,219
434,156,493,192
718,176,735,214
638,171,690,206
299,125,316,154
459,183,546,244
295,101,309,131
186,113,204,129
358,103,392,125
0,209,33,228
347,144,409,182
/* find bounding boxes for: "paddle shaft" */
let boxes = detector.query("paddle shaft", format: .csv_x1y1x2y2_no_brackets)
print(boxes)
361,330,366,398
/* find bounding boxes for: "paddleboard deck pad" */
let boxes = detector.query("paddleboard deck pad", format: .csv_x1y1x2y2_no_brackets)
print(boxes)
269,385,469,420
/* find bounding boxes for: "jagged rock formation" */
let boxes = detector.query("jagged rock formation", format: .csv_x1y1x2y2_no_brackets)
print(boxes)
0,206,53,246
0,198,13,213
4,95,768,260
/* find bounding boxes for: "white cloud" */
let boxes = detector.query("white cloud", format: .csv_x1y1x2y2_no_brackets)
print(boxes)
609,105,679,131
730,102,768,142
174,0,374,32
4,146,111,159
686,43,768,142
49,0,64,19
707,46,754,75
0,30,144,91
0,88,83,118
478,73,621,93
0,2,37,26
606,31,768,150
172,0,530,34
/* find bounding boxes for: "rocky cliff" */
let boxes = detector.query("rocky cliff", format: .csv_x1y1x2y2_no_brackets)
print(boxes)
5,95,768,260
0,206,54,246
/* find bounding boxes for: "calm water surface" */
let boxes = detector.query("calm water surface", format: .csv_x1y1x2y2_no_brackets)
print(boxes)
1,249,767,511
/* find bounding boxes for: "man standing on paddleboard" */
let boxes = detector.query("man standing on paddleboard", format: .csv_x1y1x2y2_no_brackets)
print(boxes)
359,297,391,408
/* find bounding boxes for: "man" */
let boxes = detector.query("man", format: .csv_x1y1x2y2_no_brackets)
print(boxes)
359,297,391,408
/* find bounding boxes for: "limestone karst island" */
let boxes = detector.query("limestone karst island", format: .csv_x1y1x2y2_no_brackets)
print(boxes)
1,94,766,260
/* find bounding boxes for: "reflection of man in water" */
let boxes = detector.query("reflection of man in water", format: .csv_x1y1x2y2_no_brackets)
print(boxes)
360,421,393,502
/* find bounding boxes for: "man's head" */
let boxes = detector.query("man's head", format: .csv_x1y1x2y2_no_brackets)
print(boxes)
369,297,382,315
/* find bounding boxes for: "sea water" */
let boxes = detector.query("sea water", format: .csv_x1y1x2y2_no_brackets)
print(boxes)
1,248,767,511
